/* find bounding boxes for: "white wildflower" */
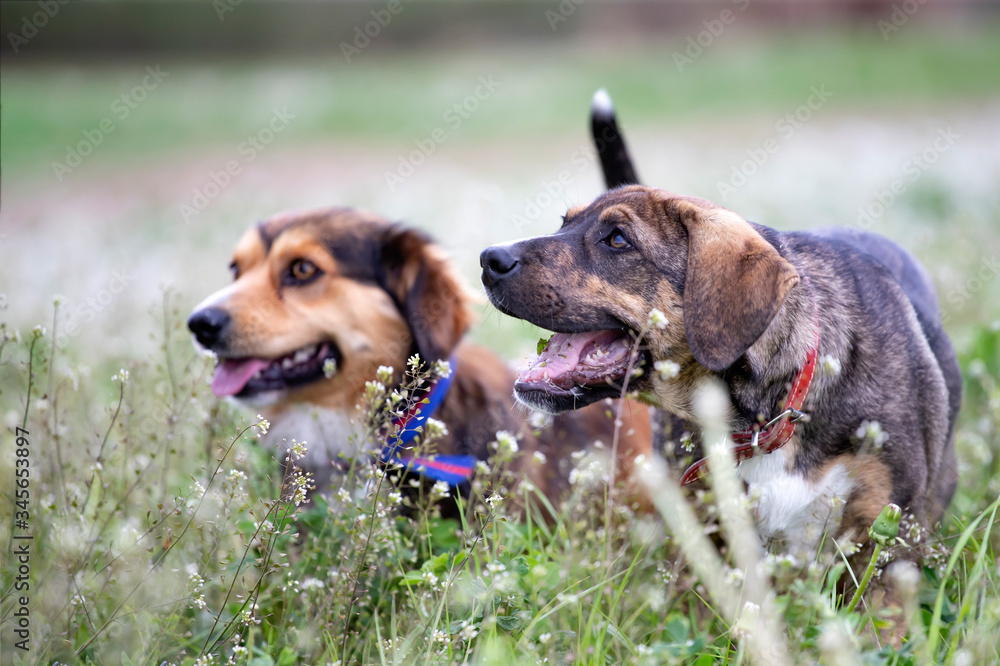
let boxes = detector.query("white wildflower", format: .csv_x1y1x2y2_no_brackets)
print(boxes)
288,439,308,461
301,577,324,591
433,359,452,378
680,432,695,453
493,430,519,456
654,359,680,380
724,567,745,586
323,358,338,378
528,410,550,429
226,469,247,484
647,308,669,330
820,354,841,376
111,368,129,384
856,420,889,449
459,621,478,641
429,481,450,502
254,414,270,435
376,365,394,384
485,492,504,508
424,418,448,439
532,451,547,465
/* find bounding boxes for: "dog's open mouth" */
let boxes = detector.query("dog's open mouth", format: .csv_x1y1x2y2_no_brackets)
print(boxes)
513,329,643,410
211,342,341,398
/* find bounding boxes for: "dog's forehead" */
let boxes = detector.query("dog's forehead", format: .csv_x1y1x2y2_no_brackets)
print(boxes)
232,226,267,266
565,186,724,229
256,207,386,250
232,207,396,282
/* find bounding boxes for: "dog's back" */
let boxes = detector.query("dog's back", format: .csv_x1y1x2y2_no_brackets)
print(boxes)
800,227,961,516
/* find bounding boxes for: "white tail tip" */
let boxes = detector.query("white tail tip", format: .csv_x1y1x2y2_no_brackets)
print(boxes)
591,88,614,118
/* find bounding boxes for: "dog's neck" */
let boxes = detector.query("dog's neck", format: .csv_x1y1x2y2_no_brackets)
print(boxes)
723,271,820,431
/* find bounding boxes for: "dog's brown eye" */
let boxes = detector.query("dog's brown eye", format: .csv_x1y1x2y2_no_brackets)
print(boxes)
604,228,632,250
287,259,320,284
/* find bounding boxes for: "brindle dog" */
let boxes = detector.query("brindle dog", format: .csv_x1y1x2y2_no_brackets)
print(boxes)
480,94,960,597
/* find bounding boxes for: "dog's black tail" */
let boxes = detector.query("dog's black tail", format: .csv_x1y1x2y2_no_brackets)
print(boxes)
591,89,640,189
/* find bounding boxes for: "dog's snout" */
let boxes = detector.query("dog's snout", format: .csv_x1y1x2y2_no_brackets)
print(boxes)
480,245,519,285
187,307,231,349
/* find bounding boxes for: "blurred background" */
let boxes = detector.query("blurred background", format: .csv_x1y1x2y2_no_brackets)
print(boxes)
2,0,999,366
4,6,1000,662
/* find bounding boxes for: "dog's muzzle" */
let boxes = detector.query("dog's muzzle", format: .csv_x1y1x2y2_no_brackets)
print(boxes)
188,306,231,349
479,245,520,289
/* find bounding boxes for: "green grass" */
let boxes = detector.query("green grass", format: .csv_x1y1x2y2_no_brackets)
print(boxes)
1,301,998,665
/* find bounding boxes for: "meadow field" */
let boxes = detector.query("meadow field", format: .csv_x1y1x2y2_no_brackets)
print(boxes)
2,23,1000,665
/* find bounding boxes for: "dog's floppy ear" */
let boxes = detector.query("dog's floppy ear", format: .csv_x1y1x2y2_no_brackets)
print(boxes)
379,227,473,363
670,198,800,372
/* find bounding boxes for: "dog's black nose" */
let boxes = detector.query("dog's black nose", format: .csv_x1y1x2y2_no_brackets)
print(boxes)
480,245,519,285
187,307,231,349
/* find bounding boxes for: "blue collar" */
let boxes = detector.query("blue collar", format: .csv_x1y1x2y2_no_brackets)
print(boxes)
377,356,476,486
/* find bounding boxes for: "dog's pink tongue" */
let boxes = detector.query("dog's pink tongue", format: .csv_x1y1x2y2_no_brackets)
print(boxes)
518,330,629,387
212,358,270,397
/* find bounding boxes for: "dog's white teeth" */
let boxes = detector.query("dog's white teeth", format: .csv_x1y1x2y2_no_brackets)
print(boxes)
252,369,263,379
293,348,311,364
281,357,295,370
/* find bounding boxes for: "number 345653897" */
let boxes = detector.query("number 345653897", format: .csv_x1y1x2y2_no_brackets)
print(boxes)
15,427,30,518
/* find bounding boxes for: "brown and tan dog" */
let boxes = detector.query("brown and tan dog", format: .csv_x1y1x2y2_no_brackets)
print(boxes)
187,207,650,511
480,97,960,562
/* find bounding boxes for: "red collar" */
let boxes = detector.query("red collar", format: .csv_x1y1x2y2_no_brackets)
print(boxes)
680,318,821,486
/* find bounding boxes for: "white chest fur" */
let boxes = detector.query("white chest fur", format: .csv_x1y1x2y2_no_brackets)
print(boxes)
738,448,855,557
264,406,358,473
